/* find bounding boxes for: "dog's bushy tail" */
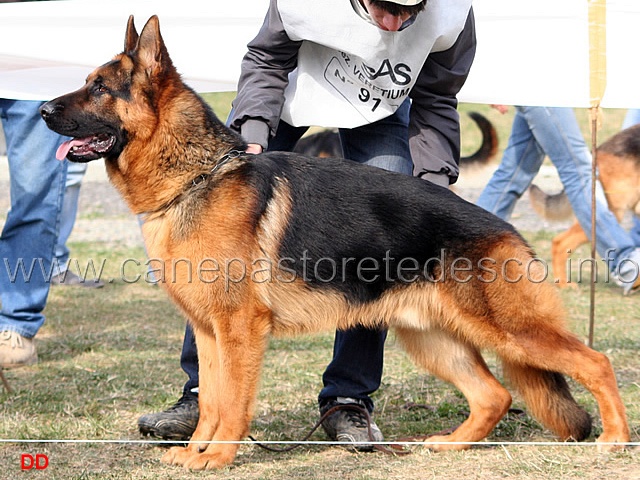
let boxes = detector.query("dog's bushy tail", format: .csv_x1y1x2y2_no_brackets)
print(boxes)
502,361,592,441
459,112,498,168
293,129,342,158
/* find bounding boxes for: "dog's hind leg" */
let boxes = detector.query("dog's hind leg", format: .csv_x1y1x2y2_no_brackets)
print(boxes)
477,242,630,450
493,324,630,451
395,327,512,451
162,305,272,470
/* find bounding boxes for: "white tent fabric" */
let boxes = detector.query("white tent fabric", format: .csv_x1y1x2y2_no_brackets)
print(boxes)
0,0,267,99
0,0,639,107
458,0,640,108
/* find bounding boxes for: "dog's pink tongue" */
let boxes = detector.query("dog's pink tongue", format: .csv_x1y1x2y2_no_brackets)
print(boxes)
56,138,86,161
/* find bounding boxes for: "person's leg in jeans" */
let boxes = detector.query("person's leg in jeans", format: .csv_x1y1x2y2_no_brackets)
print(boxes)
631,216,640,247
54,161,86,274
517,107,639,290
250,114,408,417
138,322,202,440
319,100,411,410
0,99,67,367
621,109,640,130
315,101,411,448
476,107,546,219
50,161,104,287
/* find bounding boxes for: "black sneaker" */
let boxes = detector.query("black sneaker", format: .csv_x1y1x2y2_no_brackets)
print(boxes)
138,392,199,441
319,397,384,452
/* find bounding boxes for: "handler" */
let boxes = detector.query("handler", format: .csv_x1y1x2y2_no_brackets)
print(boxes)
139,0,476,449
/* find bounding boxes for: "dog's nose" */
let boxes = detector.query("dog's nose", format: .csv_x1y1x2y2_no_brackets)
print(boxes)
39,101,63,120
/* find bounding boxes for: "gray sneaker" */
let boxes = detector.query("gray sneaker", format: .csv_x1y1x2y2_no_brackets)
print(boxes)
320,397,384,451
611,249,640,296
138,392,199,440
51,270,105,288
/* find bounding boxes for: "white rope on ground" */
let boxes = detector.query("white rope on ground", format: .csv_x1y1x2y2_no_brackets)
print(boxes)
0,439,638,447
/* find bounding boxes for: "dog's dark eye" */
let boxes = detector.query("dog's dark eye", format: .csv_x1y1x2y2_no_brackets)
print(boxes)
93,82,110,95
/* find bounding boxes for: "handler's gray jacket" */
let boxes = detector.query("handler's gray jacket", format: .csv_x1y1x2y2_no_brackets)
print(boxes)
229,0,476,183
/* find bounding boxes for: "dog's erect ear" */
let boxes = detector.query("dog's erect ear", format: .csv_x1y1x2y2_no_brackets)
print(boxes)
124,15,139,53
134,15,172,76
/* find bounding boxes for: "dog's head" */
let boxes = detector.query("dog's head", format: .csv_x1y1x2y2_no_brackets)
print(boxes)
40,15,176,163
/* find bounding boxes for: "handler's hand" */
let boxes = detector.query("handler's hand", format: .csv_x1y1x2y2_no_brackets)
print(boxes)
246,144,263,154
491,104,509,114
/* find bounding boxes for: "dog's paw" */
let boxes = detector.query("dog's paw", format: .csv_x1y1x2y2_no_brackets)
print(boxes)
596,432,630,453
160,444,237,470
160,446,191,466
182,451,235,470
422,434,470,452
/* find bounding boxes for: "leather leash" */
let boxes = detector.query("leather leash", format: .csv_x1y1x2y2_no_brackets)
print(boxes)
248,403,410,456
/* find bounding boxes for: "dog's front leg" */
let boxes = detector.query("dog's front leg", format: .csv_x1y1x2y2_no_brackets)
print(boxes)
161,324,221,468
162,307,271,470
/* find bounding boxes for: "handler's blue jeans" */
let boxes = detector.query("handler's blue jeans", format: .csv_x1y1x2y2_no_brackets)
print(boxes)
181,101,413,413
477,106,639,276
53,160,87,275
0,99,67,338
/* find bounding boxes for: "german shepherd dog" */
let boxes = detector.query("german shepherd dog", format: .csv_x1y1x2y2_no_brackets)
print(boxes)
529,125,640,289
40,16,629,470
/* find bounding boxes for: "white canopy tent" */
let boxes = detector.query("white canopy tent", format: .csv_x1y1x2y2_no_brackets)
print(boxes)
0,0,266,99
0,0,639,108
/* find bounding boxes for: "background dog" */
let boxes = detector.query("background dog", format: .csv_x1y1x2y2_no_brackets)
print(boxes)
40,16,629,470
294,111,498,169
529,125,640,289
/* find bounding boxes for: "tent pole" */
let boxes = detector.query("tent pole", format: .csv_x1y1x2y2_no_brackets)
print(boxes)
587,0,606,347
588,107,599,348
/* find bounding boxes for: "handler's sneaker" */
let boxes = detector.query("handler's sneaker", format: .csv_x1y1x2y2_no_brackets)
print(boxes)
320,397,384,452
0,330,38,368
612,249,640,296
138,392,199,440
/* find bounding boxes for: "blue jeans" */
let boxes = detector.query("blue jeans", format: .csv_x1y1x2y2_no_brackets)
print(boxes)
53,161,87,275
0,99,67,338
477,106,638,273
622,108,640,129
180,102,413,412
